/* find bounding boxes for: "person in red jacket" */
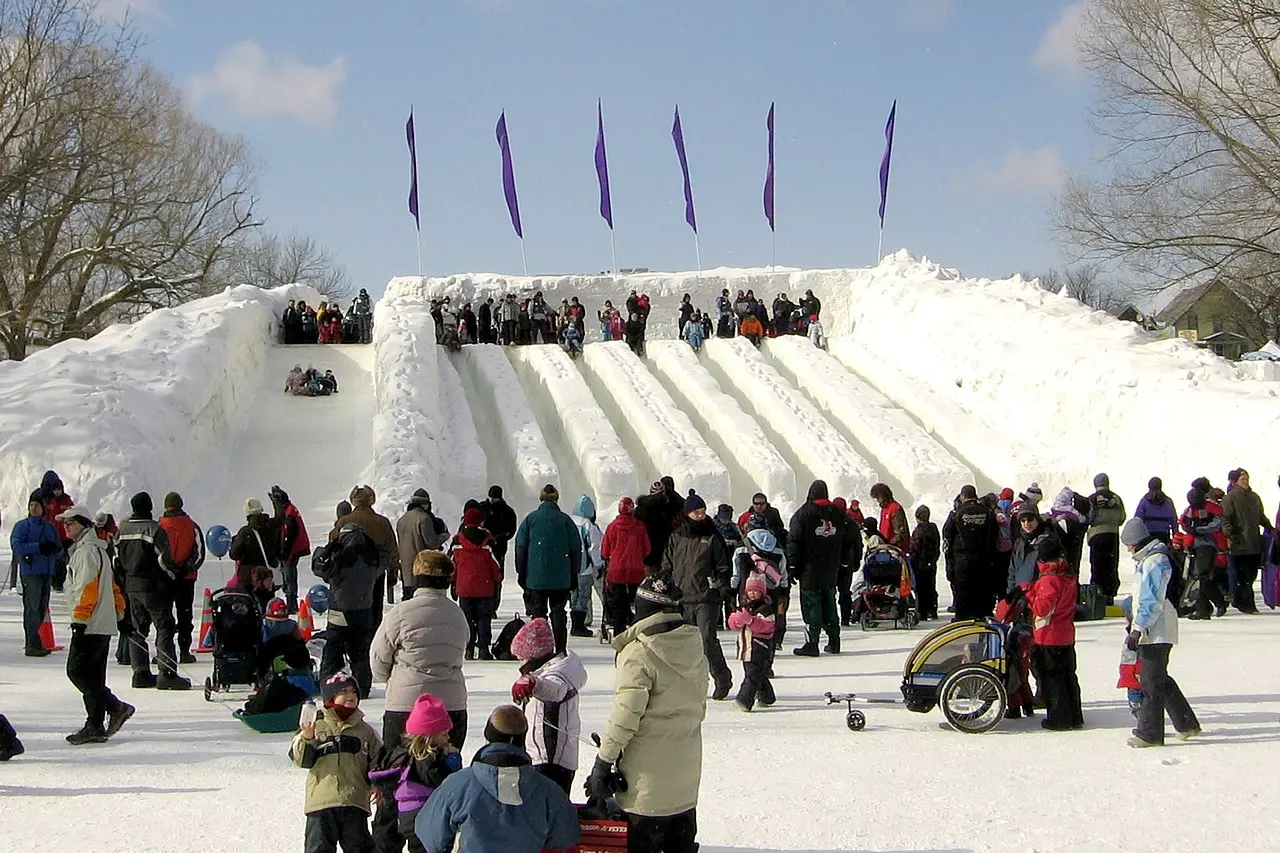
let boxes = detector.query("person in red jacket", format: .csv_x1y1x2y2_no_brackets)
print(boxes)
271,486,312,614
449,509,503,661
1025,538,1083,731
599,497,650,635
157,492,206,663
38,470,74,592
870,483,911,552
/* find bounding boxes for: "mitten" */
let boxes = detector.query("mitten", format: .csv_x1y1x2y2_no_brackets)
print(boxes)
511,674,536,703
1125,630,1141,652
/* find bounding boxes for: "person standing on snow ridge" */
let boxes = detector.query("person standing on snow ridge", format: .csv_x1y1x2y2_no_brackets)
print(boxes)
1087,473,1127,604
272,486,311,614
515,485,581,655
117,492,187,690
787,479,857,658
396,489,449,602
1220,468,1273,614
663,493,734,700
635,477,684,567
10,492,61,656
568,496,603,638
59,507,134,745
157,492,205,664
355,288,374,344
677,293,694,338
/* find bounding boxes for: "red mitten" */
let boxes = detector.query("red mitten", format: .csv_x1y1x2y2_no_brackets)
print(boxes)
511,674,536,704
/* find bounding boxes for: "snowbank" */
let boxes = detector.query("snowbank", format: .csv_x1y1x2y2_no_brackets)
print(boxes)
451,345,558,518
580,341,730,507
0,284,318,533
764,336,972,510
436,357,489,514
507,344,637,522
371,280,457,524
645,340,797,516
702,337,876,502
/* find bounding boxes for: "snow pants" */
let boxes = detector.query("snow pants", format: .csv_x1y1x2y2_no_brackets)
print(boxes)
129,585,178,676
320,608,374,699
1191,546,1226,617
459,596,493,654
914,558,939,619
627,808,698,853
735,638,775,710
682,600,732,687
1232,553,1262,613
836,564,855,624
524,589,570,654
67,630,124,731
799,586,839,646
305,806,374,853
1089,533,1121,601
281,556,301,612
605,582,638,634
1034,644,1083,730
172,577,196,655
21,573,51,652
1134,643,1199,745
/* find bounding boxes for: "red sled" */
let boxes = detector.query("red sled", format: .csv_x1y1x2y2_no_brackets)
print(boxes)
575,805,627,853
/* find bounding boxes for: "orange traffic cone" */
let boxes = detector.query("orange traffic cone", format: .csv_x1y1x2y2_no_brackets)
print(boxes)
39,607,63,652
195,588,215,653
297,598,314,641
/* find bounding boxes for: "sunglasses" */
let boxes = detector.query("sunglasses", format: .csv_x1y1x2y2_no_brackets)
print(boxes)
752,500,766,507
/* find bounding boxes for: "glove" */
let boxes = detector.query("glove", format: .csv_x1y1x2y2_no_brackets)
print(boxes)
511,674,536,703
38,541,59,556
1125,630,1141,652
1004,585,1026,605
585,756,622,801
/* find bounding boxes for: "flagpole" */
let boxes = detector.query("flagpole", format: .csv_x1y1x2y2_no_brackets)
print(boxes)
416,231,423,278
877,227,883,265
694,233,702,277
519,237,529,277
609,229,618,276
771,232,777,271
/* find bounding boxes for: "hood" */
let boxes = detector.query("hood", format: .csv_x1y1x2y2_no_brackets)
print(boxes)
572,495,596,522
745,528,780,555
408,494,432,512
681,515,716,536
613,612,706,676
1133,537,1170,564
40,470,63,492
460,527,489,546
471,744,535,806
1051,488,1085,522
806,480,829,502
1144,490,1168,506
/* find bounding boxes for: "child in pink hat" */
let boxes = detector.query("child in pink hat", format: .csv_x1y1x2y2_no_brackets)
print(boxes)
728,574,777,712
508,618,587,795
368,692,462,852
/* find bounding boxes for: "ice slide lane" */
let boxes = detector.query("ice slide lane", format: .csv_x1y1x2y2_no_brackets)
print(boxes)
645,340,797,515
507,344,638,522
762,337,973,510
701,337,878,502
451,344,559,517
436,355,489,510
580,341,731,508
186,344,375,590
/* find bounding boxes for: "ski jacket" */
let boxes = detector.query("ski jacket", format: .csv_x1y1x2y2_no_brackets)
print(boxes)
10,514,60,577
317,524,382,613
397,502,450,578
1087,490,1127,540
878,501,911,551
597,612,709,818
335,505,401,584
910,521,941,569
68,528,125,635
1129,538,1178,645
942,499,998,560
1008,521,1062,591
662,517,732,603
1221,486,1272,556
480,499,518,545
515,501,582,592
786,498,856,590
601,512,651,585
1135,491,1178,539
636,489,683,563
116,515,177,593
521,651,588,772
230,514,283,570
570,495,603,578
159,509,205,581
289,707,381,815
449,530,502,599
1027,558,1077,646
371,587,469,712
281,502,312,562
1179,505,1225,555
682,321,704,349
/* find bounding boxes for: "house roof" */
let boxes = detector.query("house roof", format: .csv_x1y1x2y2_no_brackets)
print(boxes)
1154,280,1215,323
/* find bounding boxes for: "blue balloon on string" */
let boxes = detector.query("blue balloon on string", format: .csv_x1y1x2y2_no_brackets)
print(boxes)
205,525,232,559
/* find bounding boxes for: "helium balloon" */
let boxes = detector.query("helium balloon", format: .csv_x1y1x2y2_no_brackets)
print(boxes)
206,525,232,559
307,584,330,614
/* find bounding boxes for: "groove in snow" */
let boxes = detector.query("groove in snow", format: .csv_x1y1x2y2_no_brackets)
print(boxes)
436,355,489,510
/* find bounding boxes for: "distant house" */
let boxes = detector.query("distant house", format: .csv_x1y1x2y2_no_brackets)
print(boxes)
1154,280,1265,360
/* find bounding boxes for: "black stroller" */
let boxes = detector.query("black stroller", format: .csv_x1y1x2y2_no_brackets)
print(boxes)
203,588,263,701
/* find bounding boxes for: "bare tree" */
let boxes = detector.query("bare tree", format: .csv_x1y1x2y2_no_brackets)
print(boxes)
221,232,352,302
1054,0,1280,329
1036,268,1064,293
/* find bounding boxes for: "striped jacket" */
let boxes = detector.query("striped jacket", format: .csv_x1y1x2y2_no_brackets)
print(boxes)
68,529,126,635
522,651,587,773
116,515,177,594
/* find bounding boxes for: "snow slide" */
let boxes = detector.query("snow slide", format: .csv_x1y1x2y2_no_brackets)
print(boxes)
763,336,972,511
580,341,730,508
702,337,877,502
436,356,489,512
645,340,796,515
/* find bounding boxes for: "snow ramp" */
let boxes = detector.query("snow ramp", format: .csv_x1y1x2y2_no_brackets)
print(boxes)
581,341,730,507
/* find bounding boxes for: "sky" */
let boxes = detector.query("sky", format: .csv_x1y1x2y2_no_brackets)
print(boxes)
108,0,1098,296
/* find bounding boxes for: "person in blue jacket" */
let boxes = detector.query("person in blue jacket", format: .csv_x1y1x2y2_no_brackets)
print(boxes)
10,491,62,656
415,705,578,853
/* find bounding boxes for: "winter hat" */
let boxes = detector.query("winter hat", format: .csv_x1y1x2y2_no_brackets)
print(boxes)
833,497,847,512
1093,473,1110,489
716,503,733,520
540,484,560,503
510,618,555,661
409,488,431,508
649,480,664,495
320,671,358,704
999,487,1015,502
488,485,504,499
413,550,454,579
744,574,767,597
1190,476,1212,493
405,693,453,737
130,492,153,516
245,498,265,517
746,512,771,532
618,496,635,516
1120,517,1150,547
635,571,681,609
1017,503,1041,521
684,493,706,514
660,476,676,493
915,505,931,522
26,490,44,509
350,485,376,509
163,492,183,510
862,517,880,537
1024,483,1044,503
265,599,288,621
1147,477,1162,492
463,508,486,528
335,500,353,520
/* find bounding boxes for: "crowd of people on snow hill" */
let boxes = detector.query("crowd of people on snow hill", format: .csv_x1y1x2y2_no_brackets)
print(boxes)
282,290,375,345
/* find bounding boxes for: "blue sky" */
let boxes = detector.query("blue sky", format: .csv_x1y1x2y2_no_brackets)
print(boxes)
113,0,1095,295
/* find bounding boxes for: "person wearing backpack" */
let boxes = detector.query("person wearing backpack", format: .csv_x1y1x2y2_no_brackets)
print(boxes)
315,522,383,699
157,492,205,664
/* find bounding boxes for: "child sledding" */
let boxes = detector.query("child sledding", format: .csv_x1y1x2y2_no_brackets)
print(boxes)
285,365,340,397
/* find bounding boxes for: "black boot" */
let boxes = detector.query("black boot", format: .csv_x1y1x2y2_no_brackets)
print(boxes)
569,611,592,638
824,636,841,654
793,642,819,657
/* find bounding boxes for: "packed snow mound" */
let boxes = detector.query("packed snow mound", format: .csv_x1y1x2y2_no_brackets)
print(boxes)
0,284,318,533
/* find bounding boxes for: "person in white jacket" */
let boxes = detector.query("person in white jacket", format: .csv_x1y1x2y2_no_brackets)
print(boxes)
509,617,587,795
60,507,133,745
1121,517,1200,747
569,495,604,638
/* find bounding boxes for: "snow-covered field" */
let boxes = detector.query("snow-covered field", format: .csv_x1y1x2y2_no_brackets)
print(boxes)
2,254,1279,853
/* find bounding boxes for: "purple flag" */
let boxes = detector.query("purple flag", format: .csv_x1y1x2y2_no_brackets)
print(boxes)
406,110,420,231
595,99,613,229
763,102,775,232
878,100,896,227
496,111,523,239
671,106,697,234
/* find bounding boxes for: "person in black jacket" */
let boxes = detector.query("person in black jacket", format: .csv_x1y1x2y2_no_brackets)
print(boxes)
910,505,942,620
314,523,382,697
942,486,1000,621
116,492,186,690
477,298,494,345
480,485,518,614
662,494,733,699
635,477,684,567
787,480,857,657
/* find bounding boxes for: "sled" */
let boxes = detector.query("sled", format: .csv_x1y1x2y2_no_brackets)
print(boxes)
234,704,303,734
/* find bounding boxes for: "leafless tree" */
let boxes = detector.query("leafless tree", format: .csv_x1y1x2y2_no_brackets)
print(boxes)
1036,268,1064,293
1054,0,1280,332
221,232,352,302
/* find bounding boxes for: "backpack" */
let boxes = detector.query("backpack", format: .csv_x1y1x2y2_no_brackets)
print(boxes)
490,615,525,661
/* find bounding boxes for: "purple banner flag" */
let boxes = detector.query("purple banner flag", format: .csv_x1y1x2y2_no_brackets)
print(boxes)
671,106,697,234
763,102,775,232
496,111,523,239
406,110,420,231
595,99,613,229
878,100,896,227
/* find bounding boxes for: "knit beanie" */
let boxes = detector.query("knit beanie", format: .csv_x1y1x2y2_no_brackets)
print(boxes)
163,492,183,510
488,485,504,499
405,693,452,737
618,496,635,516
130,492,153,516
635,571,681,613
463,508,486,528
510,618,555,662
320,671,358,705
1024,483,1044,503
999,487,1015,502
245,498,265,517
744,574,767,597
684,493,706,514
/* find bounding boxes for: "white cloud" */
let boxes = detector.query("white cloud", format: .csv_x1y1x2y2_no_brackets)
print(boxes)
187,41,346,128
1034,0,1089,76
958,145,1066,195
90,0,162,23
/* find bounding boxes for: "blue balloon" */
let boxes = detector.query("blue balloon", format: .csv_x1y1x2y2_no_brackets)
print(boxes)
206,525,232,559
307,584,330,614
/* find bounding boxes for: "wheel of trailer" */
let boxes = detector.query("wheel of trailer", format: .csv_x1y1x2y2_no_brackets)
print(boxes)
846,709,867,731
859,611,875,631
203,677,213,702
938,665,1007,734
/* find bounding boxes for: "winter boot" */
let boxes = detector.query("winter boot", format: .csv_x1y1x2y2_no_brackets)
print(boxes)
0,716,22,761
156,673,192,691
824,637,841,655
131,671,157,689
570,611,593,638
711,675,733,701
179,650,197,665
465,646,476,661
477,647,494,661
66,726,109,745
106,702,136,738
793,642,820,657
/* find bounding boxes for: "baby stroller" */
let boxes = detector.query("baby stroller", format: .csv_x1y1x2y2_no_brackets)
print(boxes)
203,588,263,701
852,545,919,630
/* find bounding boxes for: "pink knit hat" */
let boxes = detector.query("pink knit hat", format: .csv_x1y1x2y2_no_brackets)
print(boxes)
510,618,555,661
405,693,452,737
744,574,767,596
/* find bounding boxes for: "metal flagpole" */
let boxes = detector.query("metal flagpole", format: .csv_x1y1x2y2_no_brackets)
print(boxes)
694,233,703,277
877,227,884,265
609,229,618,276
772,232,777,271
519,237,529,277
416,231,423,278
